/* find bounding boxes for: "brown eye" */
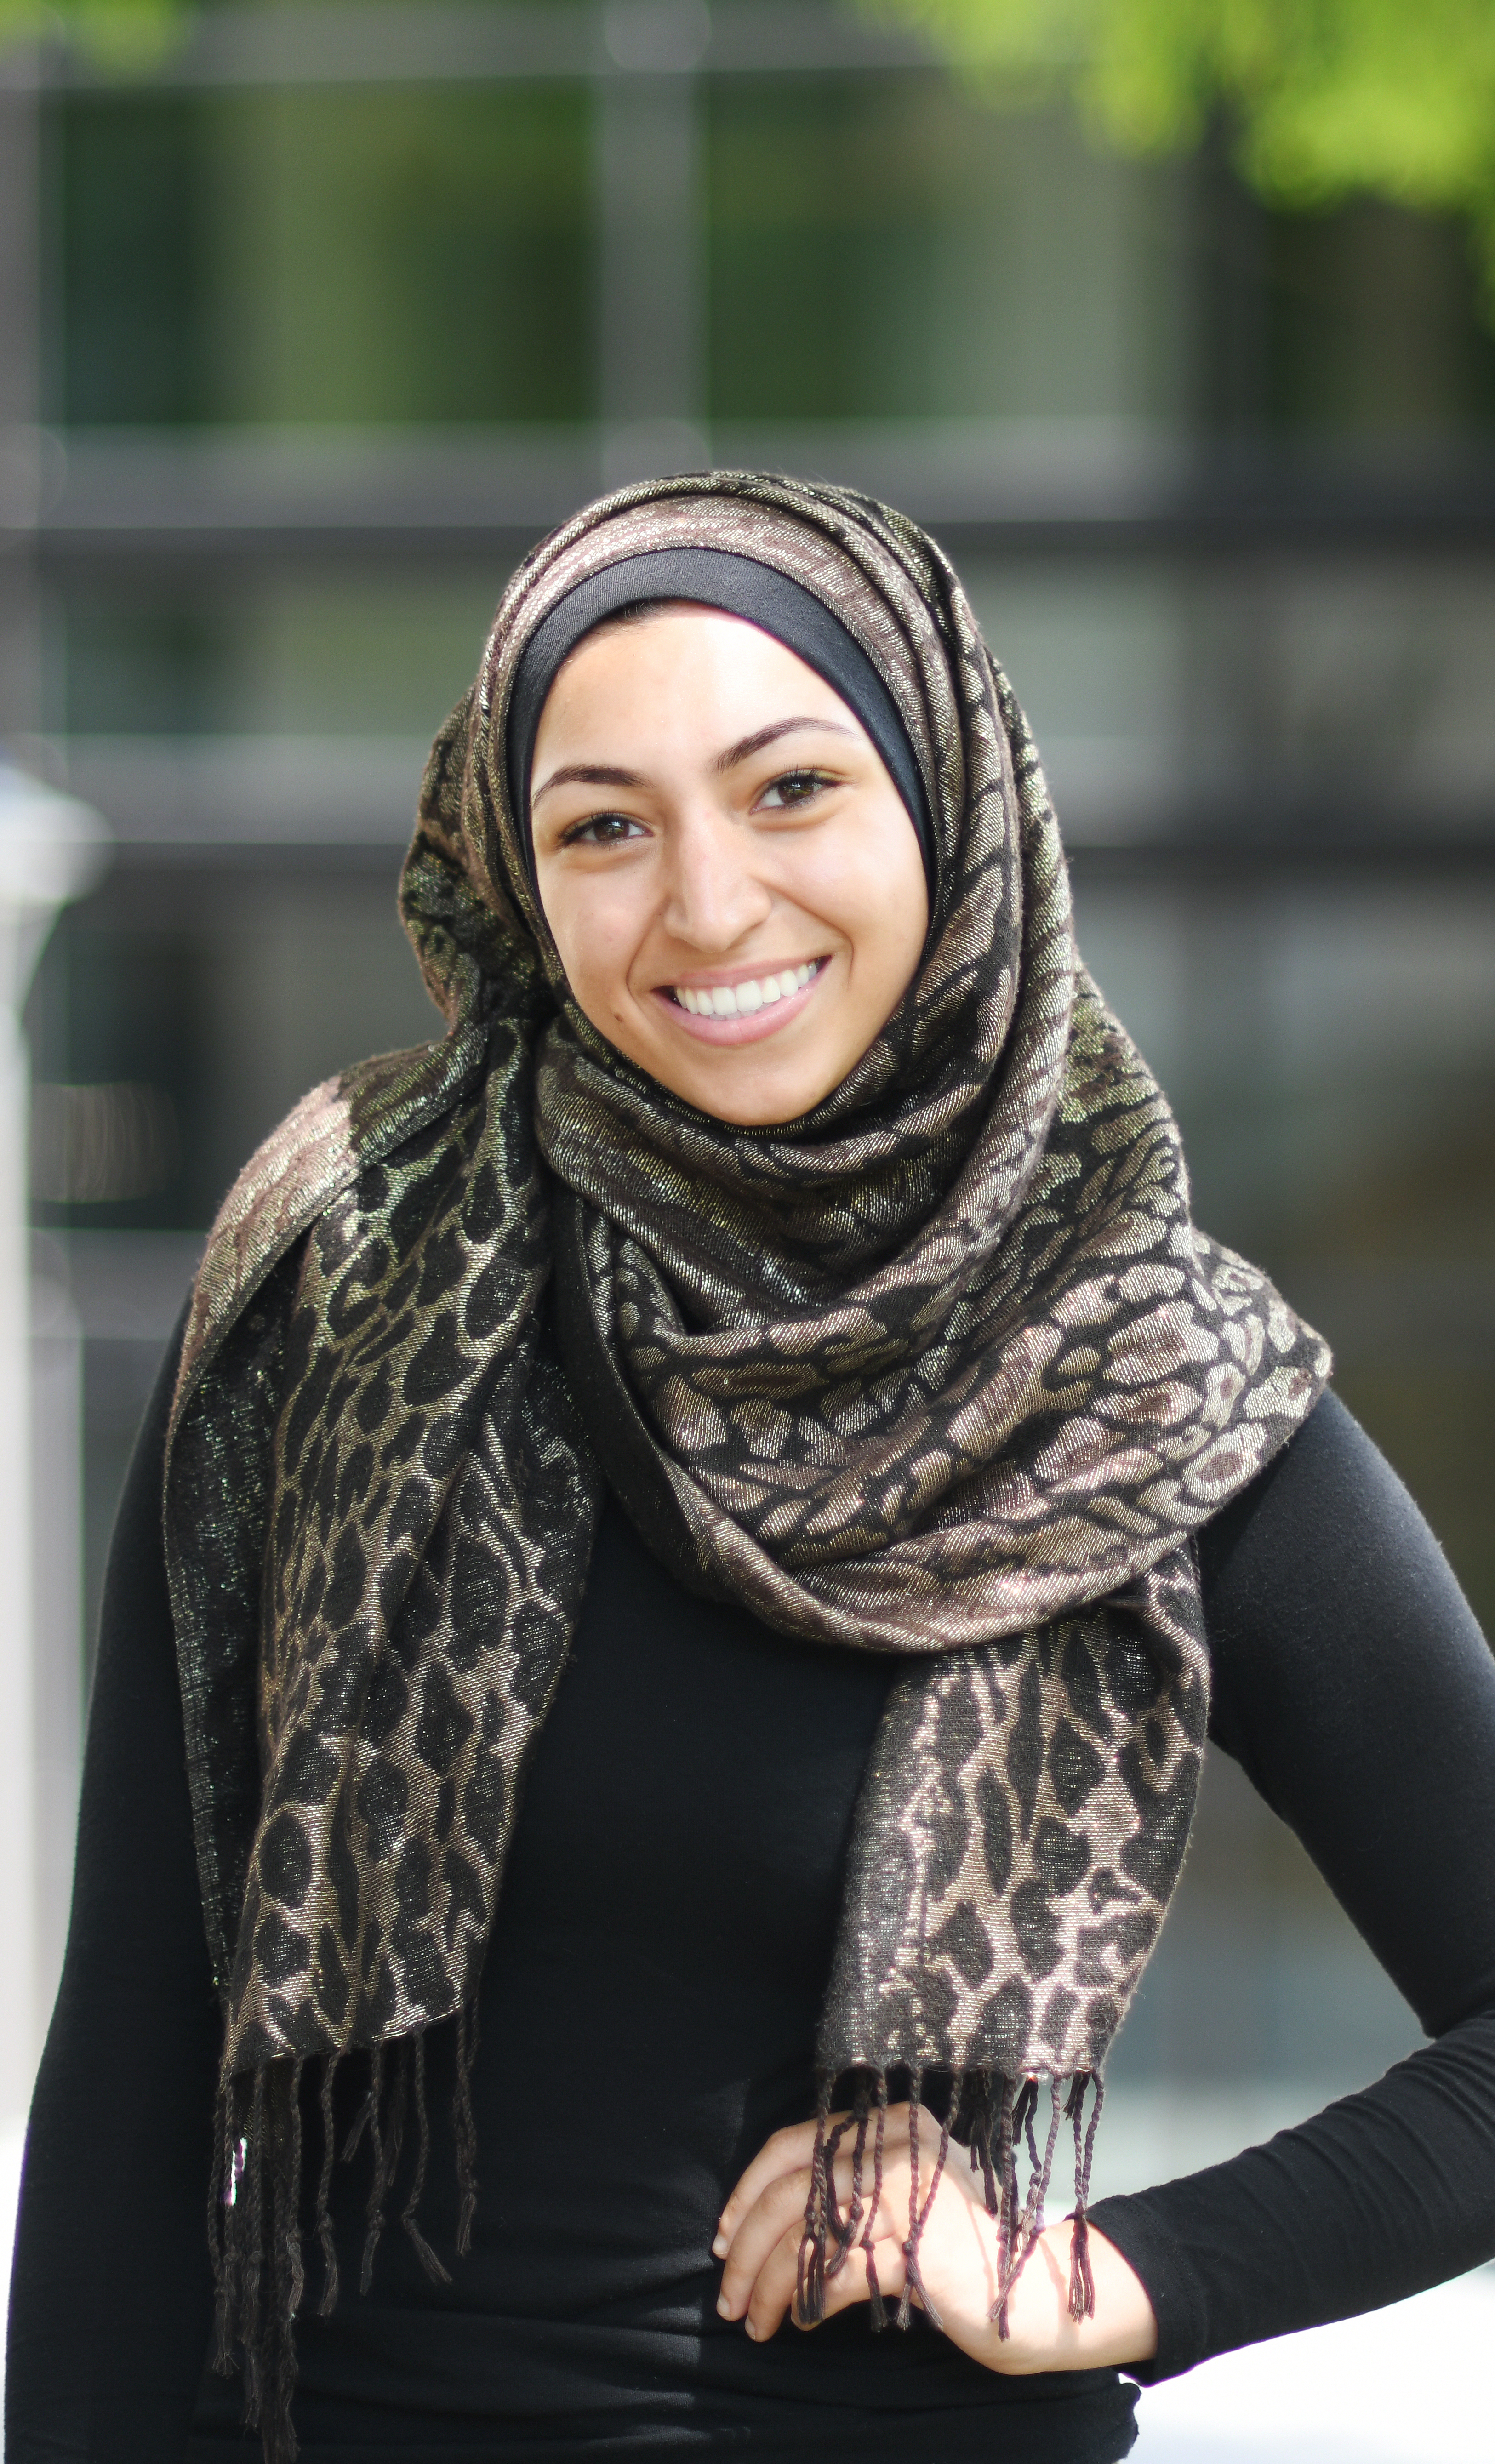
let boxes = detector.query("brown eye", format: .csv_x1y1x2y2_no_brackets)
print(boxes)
563,812,646,848
757,770,833,811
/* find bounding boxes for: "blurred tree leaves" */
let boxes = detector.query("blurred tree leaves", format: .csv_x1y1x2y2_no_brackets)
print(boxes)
20,0,1495,315
0,0,185,69
870,0,1495,299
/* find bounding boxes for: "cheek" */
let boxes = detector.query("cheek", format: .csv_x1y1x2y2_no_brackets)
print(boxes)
784,824,926,979
543,879,648,1008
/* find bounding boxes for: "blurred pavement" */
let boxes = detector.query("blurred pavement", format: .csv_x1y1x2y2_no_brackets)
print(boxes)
1135,2269,1495,2461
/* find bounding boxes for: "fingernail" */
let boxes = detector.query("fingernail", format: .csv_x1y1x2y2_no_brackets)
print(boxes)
711,2235,727,2257
744,2319,759,2341
716,2295,731,2318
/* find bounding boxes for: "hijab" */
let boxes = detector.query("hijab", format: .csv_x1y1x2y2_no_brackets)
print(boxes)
164,473,1329,2456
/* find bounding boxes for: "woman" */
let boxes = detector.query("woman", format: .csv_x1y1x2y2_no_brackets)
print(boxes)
10,473,1495,2464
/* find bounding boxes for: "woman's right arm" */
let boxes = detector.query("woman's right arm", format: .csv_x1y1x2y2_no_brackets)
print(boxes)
6,1317,221,2462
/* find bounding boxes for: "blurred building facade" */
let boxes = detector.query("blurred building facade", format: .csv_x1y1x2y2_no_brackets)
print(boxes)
3,0,1494,2173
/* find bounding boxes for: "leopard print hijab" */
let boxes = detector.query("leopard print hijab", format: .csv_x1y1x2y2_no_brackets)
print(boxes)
164,473,1329,2453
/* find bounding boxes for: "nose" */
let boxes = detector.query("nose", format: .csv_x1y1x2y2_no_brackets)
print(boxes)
659,806,773,952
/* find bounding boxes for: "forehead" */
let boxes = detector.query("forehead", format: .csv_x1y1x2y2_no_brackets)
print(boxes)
536,606,854,741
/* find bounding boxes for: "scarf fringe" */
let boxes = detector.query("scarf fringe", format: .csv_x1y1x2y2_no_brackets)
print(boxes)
215,2042,1104,2455
210,2012,480,2464
794,2065,1104,2338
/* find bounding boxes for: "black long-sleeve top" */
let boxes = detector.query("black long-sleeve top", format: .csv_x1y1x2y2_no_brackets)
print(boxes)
8,1339,1495,2463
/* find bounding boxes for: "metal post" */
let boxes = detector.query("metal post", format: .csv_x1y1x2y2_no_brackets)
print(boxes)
0,770,108,2121
596,0,710,486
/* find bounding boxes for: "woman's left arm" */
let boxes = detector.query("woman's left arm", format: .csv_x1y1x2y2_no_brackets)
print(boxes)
716,1390,1495,2375
1089,1387,1495,2379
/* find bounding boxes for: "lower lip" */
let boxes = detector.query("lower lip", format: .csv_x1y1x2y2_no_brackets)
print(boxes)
652,967,826,1045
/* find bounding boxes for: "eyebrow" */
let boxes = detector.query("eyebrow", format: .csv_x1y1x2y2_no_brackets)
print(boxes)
531,761,644,804
713,716,856,773
531,717,856,811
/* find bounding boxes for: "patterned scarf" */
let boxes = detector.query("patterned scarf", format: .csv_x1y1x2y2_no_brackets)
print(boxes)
163,474,1329,2456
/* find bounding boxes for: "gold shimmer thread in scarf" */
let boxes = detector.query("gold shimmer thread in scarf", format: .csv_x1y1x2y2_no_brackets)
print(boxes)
163,473,1329,2457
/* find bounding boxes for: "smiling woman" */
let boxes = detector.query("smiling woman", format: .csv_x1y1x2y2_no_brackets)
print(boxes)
10,473,1495,2464
530,606,929,1122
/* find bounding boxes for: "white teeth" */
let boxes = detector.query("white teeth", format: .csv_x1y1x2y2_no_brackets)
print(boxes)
673,961,820,1018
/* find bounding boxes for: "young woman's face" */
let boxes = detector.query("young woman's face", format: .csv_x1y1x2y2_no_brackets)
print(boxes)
530,608,930,1126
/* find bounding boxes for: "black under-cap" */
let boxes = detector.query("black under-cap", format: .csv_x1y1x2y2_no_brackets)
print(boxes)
505,545,934,889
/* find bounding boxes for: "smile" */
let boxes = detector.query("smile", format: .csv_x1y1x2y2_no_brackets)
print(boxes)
673,962,821,1018
655,958,828,1045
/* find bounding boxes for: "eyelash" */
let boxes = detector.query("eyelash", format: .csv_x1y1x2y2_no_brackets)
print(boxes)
559,812,645,848
757,768,835,809
556,768,837,848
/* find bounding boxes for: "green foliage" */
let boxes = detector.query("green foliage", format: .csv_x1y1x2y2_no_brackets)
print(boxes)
871,0,1495,292
0,0,185,72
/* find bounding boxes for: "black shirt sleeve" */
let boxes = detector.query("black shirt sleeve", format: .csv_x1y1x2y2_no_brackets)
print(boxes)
6,1321,219,2461
1090,1388,1495,2378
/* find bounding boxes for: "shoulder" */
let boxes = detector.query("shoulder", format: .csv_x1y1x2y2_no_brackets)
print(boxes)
173,1030,486,1425
1201,1382,1493,1780
1199,1389,1468,1639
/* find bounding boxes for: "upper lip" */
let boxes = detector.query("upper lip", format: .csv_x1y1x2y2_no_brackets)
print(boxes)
657,958,823,991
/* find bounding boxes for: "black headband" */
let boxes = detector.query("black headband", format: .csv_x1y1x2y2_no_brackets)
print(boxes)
506,546,934,888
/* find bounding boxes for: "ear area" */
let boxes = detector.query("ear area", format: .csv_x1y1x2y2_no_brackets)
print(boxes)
399,685,551,1034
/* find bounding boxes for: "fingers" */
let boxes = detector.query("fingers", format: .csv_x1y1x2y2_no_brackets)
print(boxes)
718,2116,919,2343
715,2103,917,2258
731,2216,910,2341
816,2233,907,2325
717,2163,815,2323
714,2113,847,2256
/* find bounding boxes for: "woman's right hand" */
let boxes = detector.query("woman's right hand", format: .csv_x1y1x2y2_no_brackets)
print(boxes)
712,2103,1158,2377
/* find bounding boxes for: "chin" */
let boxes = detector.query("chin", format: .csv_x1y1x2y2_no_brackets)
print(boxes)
624,1025,839,1125
683,1075,828,1127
